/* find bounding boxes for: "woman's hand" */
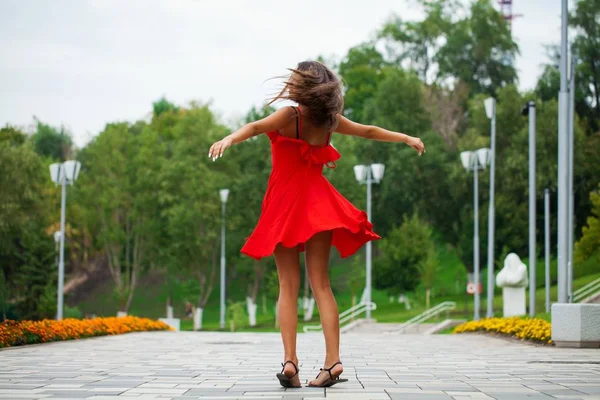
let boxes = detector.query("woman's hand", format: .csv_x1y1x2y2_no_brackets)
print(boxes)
407,136,426,156
208,137,233,161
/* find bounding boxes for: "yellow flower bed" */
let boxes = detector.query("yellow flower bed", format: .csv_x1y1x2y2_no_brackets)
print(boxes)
453,316,552,344
0,316,173,348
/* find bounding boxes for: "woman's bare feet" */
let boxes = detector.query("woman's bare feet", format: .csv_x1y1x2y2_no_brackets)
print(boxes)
308,361,343,387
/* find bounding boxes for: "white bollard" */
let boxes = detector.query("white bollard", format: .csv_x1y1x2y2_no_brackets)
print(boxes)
193,308,203,331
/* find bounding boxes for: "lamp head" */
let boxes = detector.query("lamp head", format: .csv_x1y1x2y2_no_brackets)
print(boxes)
353,165,367,183
484,97,496,120
460,151,474,170
371,163,385,183
219,189,230,203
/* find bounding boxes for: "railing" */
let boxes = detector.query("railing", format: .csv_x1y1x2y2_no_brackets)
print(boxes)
303,301,377,333
385,301,456,334
573,277,600,303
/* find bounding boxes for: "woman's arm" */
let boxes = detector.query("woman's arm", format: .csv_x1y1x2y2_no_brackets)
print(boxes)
208,107,294,160
336,115,425,155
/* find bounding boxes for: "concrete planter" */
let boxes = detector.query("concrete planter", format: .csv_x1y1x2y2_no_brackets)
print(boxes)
159,318,180,331
551,303,600,348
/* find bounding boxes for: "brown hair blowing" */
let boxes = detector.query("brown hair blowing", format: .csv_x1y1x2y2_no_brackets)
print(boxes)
268,61,344,130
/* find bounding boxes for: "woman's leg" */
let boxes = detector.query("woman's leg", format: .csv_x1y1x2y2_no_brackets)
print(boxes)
273,243,301,385
305,230,343,385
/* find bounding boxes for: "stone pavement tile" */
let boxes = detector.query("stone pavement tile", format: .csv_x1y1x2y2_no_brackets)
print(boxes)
0,383,45,389
320,393,391,399
124,388,189,395
388,395,453,400
444,392,494,398
34,392,95,398
568,386,600,395
540,389,589,396
492,395,556,400
419,385,478,392
469,386,540,393
385,388,446,394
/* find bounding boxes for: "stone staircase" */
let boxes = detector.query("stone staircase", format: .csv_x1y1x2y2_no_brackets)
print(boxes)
344,319,464,334
584,291,600,304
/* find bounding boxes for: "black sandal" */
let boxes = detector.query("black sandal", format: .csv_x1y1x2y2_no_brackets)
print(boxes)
307,361,349,387
276,360,301,388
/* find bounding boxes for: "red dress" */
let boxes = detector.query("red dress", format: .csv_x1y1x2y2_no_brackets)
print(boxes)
240,106,381,260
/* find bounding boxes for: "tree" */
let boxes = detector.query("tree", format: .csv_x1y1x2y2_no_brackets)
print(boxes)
77,122,157,314
158,104,229,329
0,124,26,146
374,214,434,295
436,0,518,95
152,96,180,117
575,185,600,263
570,0,600,130
379,0,457,82
30,119,73,161
419,248,439,309
380,0,518,95
338,44,387,122
13,228,56,320
0,135,55,316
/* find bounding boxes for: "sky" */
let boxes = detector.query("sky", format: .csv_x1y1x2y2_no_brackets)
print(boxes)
0,0,564,147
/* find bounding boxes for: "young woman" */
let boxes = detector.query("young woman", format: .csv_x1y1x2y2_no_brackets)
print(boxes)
208,61,425,388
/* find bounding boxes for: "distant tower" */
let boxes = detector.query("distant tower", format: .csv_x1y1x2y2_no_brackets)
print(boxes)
498,0,522,31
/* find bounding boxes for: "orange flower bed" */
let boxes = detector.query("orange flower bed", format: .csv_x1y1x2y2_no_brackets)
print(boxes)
0,316,173,348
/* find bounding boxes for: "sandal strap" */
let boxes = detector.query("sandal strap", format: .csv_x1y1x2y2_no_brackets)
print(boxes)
319,361,343,381
281,360,299,377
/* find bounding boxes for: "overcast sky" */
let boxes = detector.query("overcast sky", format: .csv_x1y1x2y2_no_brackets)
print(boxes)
0,0,563,147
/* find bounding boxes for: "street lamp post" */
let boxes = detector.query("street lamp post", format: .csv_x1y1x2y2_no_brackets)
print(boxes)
522,101,536,316
460,149,491,321
353,163,385,320
54,231,61,272
557,0,569,304
484,97,496,318
567,55,576,303
545,188,551,313
219,188,230,330
49,160,81,320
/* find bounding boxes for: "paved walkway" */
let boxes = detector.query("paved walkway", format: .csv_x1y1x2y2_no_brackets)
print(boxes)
1,331,599,399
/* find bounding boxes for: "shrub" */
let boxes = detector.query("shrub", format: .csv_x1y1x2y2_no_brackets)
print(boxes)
453,316,552,344
0,316,172,348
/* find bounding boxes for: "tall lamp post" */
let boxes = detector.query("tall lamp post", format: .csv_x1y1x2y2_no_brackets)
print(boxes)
353,163,385,320
219,188,230,330
567,55,576,303
522,101,537,316
460,149,491,321
49,160,82,320
484,97,496,318
557,0,569,304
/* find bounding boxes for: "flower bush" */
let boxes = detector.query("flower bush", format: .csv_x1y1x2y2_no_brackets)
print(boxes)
0,316,173,348
453,316,552,344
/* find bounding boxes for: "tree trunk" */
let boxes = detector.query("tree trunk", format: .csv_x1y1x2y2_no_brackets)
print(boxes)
426,288,431,310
